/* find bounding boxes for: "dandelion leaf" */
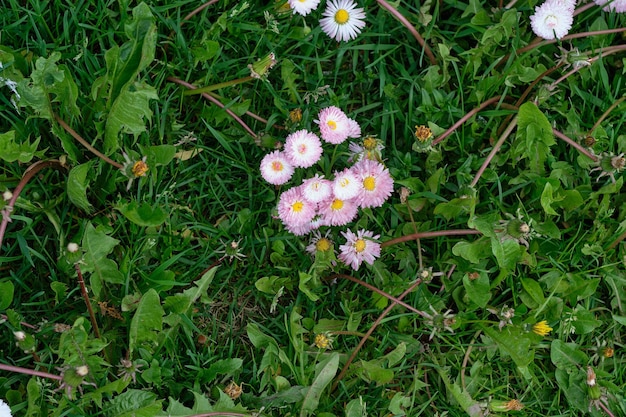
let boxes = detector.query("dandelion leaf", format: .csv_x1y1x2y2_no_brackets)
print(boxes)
514,102,555,175
129,288,164,357
67,162,94,213
0,130,40,163
81,223,124,298
300,352,339,417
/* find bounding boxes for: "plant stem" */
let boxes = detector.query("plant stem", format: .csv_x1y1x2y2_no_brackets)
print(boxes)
553,128,598,162
183,76,255,96
167,76,258,139
589,96,626,135
331,274,426,315
181,0,219,24
471,115,518,187
381,229,482,248
432,96,515,146
53,114,123,170
0,363,62,381
331,278,423,391
0,160,65,252
376,0,437,66
75,263,101,339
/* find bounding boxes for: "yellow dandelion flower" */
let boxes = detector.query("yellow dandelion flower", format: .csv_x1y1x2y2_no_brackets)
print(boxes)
132,160,149,177
414,125,433,142
532,320,553,336
314,333,333,350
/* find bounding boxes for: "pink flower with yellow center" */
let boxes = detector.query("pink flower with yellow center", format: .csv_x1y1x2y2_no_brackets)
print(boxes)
353,159,394,208
316,106,351,144
260,151,294,185
277,187,316,227
320,196,358,226
284,129,323,168
338,229,381,270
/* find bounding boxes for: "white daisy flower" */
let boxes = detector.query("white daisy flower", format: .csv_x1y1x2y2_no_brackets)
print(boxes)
530,0,574,40
333,169,362,200
320,0,366,42
594,0,626,12
288,0,321,16
0,399,12,417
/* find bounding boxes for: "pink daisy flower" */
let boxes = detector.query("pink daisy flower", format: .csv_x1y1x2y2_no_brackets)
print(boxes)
306,230,334,255
302,174,333,203
530,0,574,40
338,229,381,270
347,118,361,138
333,169,362,200
260,151,294,185
316,106,351,144
353,159,394,208
594,0,626,12
277,187,316,228
320,196,358,226
284,129,323,168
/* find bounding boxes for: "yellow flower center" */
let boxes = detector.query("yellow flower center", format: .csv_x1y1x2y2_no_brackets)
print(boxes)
132,161,149,177
292,201,304,213
363,137,377,150
327,120,337,130
316,238,332,252
354,239,366,253
272,161,284,171
363,176,376,191
330,199,344,210
414,125,433,142
335,9,350,24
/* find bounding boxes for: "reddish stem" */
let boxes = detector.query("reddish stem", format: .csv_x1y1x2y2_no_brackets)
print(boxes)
471,116,518,187
0,363,62,381
376,0,437,66
331,274,427,316
54,114,123,170
0,160,65,252
432,96,516,146
553,128,598,162
167,77,258,139
331,278,423,391
381,229,482,248
75,264,101,339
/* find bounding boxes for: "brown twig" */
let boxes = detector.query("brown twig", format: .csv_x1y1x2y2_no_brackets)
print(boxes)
0,160,66,251
167,76,258,139
54,114,123,170
589,96,626,135
376,0,437,66
381,229,482,248
331,278,423,391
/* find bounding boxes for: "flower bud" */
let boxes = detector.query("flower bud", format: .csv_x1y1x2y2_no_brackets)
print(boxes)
13,331,26,341
2,191,12,201
67,243,79,253
75,365,89,377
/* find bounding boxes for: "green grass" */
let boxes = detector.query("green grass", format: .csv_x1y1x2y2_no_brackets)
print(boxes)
1,0,626,416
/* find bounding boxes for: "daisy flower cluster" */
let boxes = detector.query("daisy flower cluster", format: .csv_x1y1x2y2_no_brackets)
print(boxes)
530,0,626,40
260,106,394,270
287,0,366,42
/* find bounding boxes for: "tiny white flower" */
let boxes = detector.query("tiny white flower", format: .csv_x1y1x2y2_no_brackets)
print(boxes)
530,0,574,40
13,331,26,342
2,191,12,202
288,0,321,16
75,365,89,377
0,399,12,417
67,243,79,253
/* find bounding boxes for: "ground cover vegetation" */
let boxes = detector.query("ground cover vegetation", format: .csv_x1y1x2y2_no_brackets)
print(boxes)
1,0,625,415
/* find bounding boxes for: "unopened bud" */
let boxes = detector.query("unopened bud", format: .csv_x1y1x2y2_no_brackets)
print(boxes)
67,243,79,253
249,52,277,80
2,191,12,201
13,331,26,341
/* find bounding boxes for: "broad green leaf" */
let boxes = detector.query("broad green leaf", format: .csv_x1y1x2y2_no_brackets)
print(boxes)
359,359,394,385
106,389,162,417
299,271,321,302
67,162,93,213
436,366,484,417
520,278,545,308
129,288,164,357
452,239,490,264
104,82,158,153
515,102,555,175
50,281,67,305
613,315,626,326
555,368,588,412
540,182,560,215
550,340,587,369
463,271,491,308
281,58,299,103
25,377,41,417
482,325,534,371
0,131,40,163
490,237,521,271
345,397,367,417
256,275,293,294
81,223,124,298
17,52,80,118
571,307,601,334
300,352,339,417
202,358,243,384
556,190,583,211
141,144,176,167
116,200,167,227
191,39,220,64
388,392,412,416
81,378,130,409
0,281,14,310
